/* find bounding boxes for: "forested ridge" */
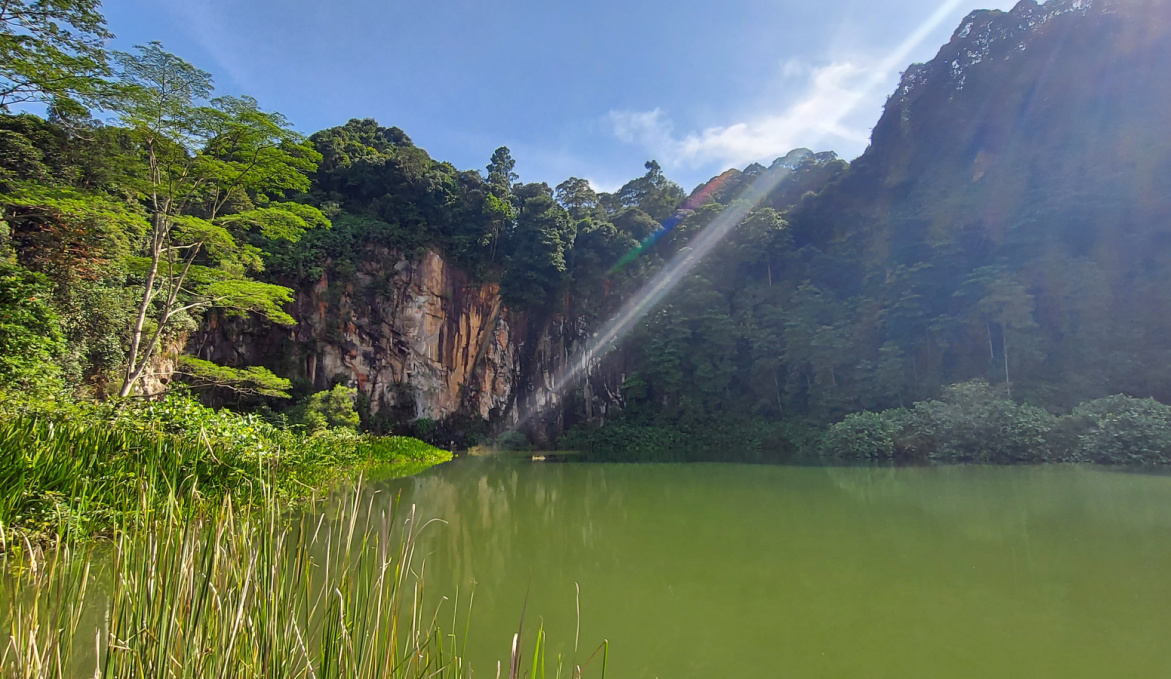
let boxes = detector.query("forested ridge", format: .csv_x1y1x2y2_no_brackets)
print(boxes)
4,0,1171,464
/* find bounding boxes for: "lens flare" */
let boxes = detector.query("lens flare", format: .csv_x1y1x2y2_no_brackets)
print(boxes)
510,0,970,433
607,172,734,275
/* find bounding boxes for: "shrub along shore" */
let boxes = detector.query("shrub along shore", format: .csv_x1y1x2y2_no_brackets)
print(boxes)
561,381,1171,465
0,393,451,546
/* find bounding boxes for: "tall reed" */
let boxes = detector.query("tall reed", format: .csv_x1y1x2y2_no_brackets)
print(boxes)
2,485,465,679
2,484,608,679
0,416,221,543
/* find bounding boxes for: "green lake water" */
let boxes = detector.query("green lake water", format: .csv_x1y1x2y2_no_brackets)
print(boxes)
364,458,1171,678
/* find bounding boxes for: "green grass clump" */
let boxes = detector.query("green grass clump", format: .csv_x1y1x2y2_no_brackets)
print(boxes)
0,394,451,544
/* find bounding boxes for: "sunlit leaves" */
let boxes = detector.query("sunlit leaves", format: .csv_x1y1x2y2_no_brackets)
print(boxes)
0,0,112,109
203,279,296,325
106,44,324,395
175,355,292,398
220,202,330,243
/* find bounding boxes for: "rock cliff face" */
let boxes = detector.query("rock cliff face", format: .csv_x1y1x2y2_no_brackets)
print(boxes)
192,247,626,444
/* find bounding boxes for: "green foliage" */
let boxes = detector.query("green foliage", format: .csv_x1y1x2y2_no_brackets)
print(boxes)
108,43,327,397
584,384,1171,466
816,381,1056,464
203,278,297,325
1067,396,1171,464
555,177,599,219
819,410,907,462
0,415,227,538
409,417,436,440
0,0,112,110
293,384,361,433
492,430,532,452
52,273,136,392
486,145,518,188
560,419,822,463
501,193,575,307
906,382,1056,463
0,260,63,394
815,388,1171,466
559,423,683,460
0,393,450,540
175,355,292,398
609,160,685,222
1,184,150,271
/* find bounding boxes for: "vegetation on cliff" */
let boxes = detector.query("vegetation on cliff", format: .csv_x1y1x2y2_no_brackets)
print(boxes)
2,0,1171,463
555,0,1171,459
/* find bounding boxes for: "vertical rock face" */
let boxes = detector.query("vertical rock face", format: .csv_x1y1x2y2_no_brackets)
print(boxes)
300,250,515,422
193,247,624,442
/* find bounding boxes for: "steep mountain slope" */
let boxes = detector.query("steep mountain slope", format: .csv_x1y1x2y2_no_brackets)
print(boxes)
559,0,1171,458
773,0,1171,409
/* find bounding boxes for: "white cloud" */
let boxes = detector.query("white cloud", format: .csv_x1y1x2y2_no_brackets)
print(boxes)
606,61,876,170
782,58,812,80
607,0,971,170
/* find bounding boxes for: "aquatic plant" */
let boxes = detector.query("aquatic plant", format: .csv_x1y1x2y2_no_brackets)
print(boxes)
1,486,608,679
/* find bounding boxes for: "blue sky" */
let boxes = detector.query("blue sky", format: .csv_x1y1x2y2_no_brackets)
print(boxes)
102,0,1017,192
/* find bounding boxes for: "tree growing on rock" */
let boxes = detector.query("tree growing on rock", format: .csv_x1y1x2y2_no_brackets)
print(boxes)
109,43,328,397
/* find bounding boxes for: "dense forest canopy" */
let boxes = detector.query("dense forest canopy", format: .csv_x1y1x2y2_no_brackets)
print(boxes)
2,0,1171,462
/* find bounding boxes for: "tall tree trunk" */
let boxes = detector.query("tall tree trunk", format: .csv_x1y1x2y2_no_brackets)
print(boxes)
1003,326,1012,400
121,242,202,397
120,214,164,397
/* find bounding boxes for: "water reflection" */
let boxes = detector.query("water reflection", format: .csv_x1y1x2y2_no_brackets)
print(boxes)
357,460,1171,678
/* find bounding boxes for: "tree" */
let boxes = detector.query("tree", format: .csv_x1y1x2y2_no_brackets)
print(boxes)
501,194,574,307
612,160,685,221
486,146,518,188
0,0,111,110
555,177,598,219
957,268,1043,399
110,43,327,397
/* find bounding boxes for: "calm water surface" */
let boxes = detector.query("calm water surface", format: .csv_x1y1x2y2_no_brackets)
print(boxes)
364,459,1171,678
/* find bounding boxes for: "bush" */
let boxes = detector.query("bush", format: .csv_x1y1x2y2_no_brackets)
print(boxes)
815,381,1056,464
292,384,361,432
558,423,690,460
1066,395,1171,464
409,417,437,440
900,381,1055,463
0,261,63,394
820,410,908,462
492,430,533,452
0,393,451,540
557,382,1171,467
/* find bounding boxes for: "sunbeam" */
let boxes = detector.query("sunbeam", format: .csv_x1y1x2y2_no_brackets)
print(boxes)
511,0,972,433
